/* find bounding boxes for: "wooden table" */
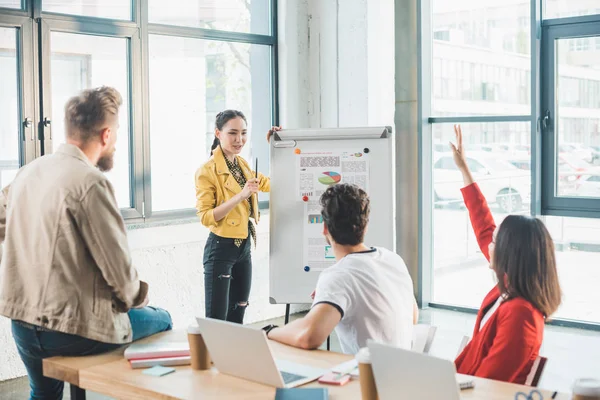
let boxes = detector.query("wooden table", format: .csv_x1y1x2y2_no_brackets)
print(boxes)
45,330,570,399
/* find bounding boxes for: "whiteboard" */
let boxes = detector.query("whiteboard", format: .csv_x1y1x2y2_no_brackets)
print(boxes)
269,127,394,304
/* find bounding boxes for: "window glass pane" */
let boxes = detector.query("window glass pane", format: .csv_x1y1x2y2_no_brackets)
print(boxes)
148,35,272,212
543,215,600,323
432,0,531,116
432,122,532,308
544,0,600,19
0,28,20,189
0,0,21,9
555,37,600,198
148,0,271,36
50,32,131,208
43,0,131,20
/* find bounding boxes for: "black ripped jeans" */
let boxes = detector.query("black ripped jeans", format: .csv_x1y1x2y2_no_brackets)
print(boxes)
203,232,252,324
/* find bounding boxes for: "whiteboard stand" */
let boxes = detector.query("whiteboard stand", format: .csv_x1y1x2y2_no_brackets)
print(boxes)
270,127,394,354
284,304,290,324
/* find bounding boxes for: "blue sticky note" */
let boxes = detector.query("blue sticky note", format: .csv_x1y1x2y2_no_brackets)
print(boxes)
142,365,176,377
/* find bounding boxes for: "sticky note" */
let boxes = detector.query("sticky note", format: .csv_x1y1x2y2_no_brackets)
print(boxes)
142,365,176,377
318,372,351,386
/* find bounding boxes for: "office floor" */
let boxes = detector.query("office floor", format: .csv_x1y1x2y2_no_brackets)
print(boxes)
1,308,598,399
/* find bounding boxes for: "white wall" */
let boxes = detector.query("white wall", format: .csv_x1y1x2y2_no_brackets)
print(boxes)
0,0,395,381
0,216,306,381
278,0,394,129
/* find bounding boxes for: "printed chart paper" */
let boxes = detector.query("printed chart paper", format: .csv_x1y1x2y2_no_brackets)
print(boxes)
296,150,370,199
303,200,336,272
298,149,370,272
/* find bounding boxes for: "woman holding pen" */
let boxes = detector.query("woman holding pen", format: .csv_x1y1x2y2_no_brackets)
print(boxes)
195,110,281,323
450,125,562,384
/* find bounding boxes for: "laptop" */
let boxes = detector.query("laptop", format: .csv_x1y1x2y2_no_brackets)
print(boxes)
196,317,327,388
368,340,471,400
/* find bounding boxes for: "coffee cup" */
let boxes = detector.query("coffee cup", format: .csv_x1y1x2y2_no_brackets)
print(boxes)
356,347,378,400
573,378,600,400
187,325,211,370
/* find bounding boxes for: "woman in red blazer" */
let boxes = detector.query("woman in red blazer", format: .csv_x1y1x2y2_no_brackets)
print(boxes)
450,125,562,384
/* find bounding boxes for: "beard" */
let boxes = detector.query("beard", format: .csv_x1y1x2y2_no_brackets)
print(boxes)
97,151,115,172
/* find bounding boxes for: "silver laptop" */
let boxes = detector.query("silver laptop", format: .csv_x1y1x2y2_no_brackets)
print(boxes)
196,317,327,388
369,340,468,400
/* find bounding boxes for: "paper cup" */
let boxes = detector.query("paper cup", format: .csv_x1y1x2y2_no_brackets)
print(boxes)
356,347,378,400
187,325,211,370
573,378,600,400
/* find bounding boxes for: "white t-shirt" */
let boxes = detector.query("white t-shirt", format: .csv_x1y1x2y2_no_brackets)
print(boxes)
312,247,415,355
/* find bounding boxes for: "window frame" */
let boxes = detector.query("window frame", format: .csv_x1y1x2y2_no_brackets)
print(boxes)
0,11,37,174
38,17,144,219
0,1,278,223
139,0,278,221
540,15,600,218
419,0,600,330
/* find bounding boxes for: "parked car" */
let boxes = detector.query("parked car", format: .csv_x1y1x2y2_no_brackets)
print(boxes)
559,142,594,164
472,143,530,157
575,173,600,197
433,151,530,213
590,146,600,165
502,154,582,195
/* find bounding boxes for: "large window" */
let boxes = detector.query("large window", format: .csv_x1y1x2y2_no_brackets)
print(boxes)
0,28,20,189
0,1,21,9
424,0,600,327
148,0,271,35
432,0,531,116
148,35,272,212
0,1,276,220
42,0,131,20
50,33,131,208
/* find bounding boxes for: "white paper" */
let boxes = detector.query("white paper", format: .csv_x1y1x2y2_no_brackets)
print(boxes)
296,150,370,199
331,359,359,377
303,200,336,272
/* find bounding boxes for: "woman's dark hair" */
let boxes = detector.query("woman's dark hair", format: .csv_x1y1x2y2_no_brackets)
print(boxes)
320,183,370,246
210,109,247,156
493,215,562,318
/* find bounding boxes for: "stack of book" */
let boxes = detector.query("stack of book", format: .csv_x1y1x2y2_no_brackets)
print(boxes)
124,342,191,369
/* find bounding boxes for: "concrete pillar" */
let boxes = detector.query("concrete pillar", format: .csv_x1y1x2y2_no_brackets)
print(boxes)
394,0,421,296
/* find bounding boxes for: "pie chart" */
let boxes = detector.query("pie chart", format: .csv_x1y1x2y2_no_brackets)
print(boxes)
318,171,342,185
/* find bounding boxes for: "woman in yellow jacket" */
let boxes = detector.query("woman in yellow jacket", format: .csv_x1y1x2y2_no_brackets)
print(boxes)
195,110,279,323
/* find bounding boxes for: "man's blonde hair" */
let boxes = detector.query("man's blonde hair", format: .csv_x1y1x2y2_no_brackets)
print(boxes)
64,86,122,143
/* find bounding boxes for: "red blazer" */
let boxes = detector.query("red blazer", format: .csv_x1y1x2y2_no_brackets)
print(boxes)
454,183,545,385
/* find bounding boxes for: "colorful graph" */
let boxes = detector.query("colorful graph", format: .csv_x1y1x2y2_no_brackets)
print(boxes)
308,214,324,224
318,171,342,185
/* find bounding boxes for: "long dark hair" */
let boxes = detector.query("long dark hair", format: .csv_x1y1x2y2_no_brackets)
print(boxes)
493,215,562,317
210,109,247,156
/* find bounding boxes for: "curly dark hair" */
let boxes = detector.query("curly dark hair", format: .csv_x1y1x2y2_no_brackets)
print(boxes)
320,183,370,245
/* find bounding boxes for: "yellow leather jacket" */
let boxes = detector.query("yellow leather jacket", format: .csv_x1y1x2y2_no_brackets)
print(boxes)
195,145,270,239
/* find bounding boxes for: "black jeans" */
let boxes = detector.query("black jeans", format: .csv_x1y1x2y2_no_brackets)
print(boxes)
203,232,252,324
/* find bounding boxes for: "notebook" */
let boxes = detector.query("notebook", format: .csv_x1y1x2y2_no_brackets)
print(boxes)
274,388,329,400
124,342,190,361
129,355,191,369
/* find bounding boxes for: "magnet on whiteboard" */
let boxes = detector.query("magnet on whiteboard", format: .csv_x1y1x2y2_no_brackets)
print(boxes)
295,148,302,154
302,195,309,202
364,148,370,153
304,266,310,272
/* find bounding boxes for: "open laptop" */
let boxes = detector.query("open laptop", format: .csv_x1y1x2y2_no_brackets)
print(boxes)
196,317,327,388
368,340,471,400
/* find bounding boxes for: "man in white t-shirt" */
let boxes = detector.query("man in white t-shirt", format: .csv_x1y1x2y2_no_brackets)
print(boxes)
265,183,417,354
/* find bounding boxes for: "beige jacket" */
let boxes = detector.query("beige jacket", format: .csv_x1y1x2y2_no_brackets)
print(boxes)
0,144,147,344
